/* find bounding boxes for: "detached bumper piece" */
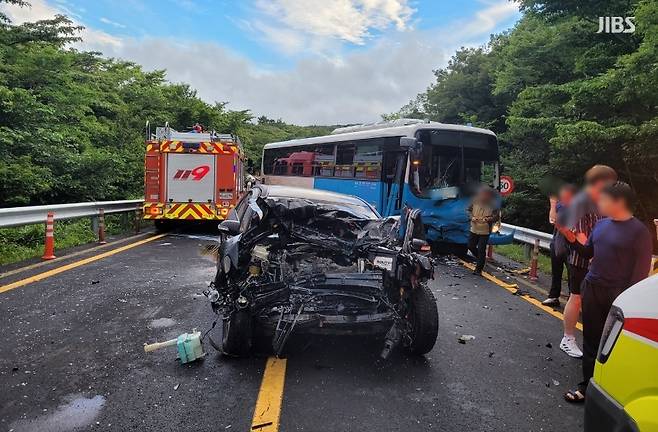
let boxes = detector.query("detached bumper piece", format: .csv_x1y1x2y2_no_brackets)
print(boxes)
585,380,639,432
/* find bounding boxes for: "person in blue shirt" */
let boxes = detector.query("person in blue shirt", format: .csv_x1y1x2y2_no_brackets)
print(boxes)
557,181,652,403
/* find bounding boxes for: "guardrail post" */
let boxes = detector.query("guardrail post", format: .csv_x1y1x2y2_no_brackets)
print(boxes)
42,212,56,260
529,239,539,281
98,208,107,244
486,244,494,261
134,205,142,234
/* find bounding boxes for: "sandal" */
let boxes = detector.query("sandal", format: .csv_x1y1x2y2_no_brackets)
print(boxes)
564,389,585,404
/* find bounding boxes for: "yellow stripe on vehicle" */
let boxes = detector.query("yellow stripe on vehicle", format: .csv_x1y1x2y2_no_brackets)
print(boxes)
251,357,287,432
0,234,167,294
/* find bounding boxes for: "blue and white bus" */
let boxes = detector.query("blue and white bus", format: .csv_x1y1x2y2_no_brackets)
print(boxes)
261,119,513,249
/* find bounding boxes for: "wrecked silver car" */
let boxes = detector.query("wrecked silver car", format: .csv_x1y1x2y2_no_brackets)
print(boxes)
205,185,438,358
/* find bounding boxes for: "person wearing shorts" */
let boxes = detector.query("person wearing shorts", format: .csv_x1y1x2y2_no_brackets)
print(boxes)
559,165,617,358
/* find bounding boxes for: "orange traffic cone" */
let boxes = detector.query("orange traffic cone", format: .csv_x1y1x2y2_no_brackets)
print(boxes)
529,239,539,281
42,212,56,260
98,208,107,244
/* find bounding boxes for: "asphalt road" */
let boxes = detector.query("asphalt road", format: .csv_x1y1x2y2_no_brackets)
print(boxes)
0,232,584,432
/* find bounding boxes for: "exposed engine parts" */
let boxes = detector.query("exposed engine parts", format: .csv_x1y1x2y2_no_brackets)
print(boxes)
204,187,438,358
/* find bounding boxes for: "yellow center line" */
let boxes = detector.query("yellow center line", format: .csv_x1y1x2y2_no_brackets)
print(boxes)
251,357,287,432
0,234,167,294
460,260,583,331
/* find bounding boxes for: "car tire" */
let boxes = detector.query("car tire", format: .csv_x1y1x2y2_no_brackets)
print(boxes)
221,309,252,357
405,283,439,355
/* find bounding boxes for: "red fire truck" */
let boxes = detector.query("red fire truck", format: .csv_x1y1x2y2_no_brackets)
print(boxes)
143,124,245,230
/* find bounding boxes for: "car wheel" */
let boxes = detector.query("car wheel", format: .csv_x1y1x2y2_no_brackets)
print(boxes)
221,309,252,357
405,283,439,355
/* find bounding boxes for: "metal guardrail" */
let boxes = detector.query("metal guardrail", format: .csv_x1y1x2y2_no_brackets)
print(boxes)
0,200,144,228
500,223,553,251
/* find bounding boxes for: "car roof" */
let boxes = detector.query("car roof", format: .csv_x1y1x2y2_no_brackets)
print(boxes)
256,185,377,211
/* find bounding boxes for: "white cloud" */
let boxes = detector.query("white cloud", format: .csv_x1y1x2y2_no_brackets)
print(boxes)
0,0,519,125
258,0,414,42
114,32,443,125
0,0,123,49
457,0,519,41
250,0,415,54
99,17,126,29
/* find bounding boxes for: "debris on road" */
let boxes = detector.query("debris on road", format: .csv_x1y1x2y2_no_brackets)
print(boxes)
144,329,205,364
458,335,476,344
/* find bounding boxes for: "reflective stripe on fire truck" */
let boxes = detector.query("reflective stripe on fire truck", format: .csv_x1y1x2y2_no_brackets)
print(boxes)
145,141,239,154
143,203,232,220
156,141,238,154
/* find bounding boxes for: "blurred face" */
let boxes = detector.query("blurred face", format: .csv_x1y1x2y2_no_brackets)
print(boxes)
558,187,574,205
587,179,614,201
477,189,493,202
597,193,627,217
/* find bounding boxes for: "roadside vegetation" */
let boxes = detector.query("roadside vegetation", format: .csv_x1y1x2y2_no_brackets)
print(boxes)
0,215,140,266
1,0,656,264
494,244,554,277
388,0,658,235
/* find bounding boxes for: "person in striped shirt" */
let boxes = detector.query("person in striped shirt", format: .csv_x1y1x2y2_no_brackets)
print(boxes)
559,165,618,358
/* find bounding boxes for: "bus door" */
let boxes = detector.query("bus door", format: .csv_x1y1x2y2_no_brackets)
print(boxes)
381,150,406,216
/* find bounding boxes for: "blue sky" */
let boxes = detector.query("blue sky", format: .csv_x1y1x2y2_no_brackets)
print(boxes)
3,0,521,124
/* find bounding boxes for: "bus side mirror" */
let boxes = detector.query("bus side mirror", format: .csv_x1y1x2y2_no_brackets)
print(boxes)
399,137,417,148
401,137,423,160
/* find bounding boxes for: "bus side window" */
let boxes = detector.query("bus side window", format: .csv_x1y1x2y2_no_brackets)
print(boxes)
354,141,382,180
291,162,304,176
273,161,288,175
314,143,336,176
335,143,355,178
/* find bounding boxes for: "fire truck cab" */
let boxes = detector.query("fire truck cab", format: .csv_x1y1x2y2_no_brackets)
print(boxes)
143,124,245,230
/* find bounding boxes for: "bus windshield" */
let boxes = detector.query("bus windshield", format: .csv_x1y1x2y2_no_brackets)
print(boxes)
410,129,499,197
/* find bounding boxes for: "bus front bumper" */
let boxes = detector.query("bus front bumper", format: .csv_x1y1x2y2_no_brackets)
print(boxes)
488,231,514,245
585,380,639,432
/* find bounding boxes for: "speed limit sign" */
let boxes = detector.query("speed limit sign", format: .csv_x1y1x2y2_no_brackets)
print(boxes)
500,176,515,196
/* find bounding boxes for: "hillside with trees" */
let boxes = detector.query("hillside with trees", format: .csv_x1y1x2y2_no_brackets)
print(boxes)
1,0,656,240
390,0,657,233
0,1,333,206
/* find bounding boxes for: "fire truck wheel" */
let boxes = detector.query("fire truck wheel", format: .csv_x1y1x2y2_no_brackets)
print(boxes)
221,310,252,357
154,220,171,233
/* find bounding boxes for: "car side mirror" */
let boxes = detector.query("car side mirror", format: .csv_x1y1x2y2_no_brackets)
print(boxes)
218,219,240,235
